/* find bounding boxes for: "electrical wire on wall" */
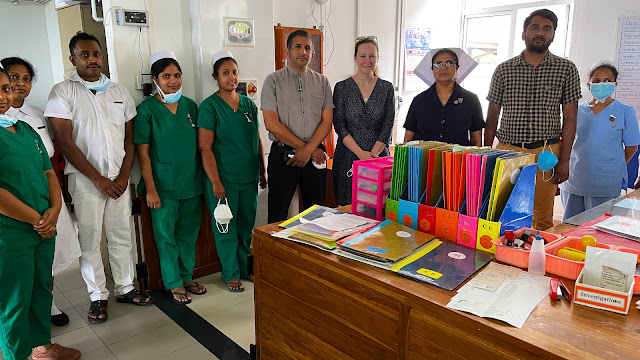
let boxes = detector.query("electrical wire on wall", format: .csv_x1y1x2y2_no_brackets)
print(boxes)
323,0,335,66
137,27,144,77
311,1,319,28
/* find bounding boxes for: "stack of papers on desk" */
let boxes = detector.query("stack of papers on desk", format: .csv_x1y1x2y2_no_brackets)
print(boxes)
447,270,549,328
591,215,640,242
275,207,378,249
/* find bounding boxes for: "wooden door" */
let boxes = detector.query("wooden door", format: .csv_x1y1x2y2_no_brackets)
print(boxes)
274,26,323,73
136,194,221,291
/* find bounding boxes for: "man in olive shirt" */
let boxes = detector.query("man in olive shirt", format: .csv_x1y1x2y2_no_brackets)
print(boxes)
485,9,581,230
261,29,334,223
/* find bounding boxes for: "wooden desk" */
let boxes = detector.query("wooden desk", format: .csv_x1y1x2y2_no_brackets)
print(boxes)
252,223,640,359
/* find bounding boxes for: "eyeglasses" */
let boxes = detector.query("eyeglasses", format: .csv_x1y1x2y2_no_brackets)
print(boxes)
432,61,456,69
356,35,377,42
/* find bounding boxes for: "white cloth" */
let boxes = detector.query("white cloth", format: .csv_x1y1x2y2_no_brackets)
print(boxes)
150,50,176,67
6,104,54,157
69,173,135,301
44,71,137,178
7,103,81,276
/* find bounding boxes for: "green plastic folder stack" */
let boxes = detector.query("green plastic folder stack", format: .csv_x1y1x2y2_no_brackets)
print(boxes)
390,145,408,201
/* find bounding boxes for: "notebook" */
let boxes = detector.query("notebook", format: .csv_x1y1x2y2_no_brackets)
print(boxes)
390,239,493,290
337,220,434,263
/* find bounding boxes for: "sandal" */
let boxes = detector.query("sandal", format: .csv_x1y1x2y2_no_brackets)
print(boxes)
167,289,192,305
31,343,81,360
184,281,207,295
226,279,245,293
88,300,108,324
116,289,154,306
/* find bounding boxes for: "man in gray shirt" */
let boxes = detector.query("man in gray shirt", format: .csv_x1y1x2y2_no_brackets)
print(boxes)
261,29,334,223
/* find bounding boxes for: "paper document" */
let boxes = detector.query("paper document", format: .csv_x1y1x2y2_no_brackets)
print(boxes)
465,262,520,292
591,215,640,242
447,272,549,328
302,214,368,232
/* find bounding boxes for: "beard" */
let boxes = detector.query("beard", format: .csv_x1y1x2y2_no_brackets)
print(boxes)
525,37,552,54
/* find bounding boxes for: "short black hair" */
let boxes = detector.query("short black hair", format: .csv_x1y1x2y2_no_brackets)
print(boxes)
69,31,101,56
286,29,311,50
523,9,558,31
589,62,619,82
151,58,182,79
432,48,459,69
213,57,238,76
0,57,36,80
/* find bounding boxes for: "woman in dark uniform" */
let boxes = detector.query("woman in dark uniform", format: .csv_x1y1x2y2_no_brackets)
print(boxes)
332,37,395,206
403,48,485,146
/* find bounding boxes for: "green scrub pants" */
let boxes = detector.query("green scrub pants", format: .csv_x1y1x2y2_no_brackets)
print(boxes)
150,195,202,290
205,180,258,283
0,238,54,360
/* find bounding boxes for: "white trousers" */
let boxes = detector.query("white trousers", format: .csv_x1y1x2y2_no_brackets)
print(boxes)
68,173,135,301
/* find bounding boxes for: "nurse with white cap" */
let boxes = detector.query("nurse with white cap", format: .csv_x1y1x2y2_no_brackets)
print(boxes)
134,50,205,305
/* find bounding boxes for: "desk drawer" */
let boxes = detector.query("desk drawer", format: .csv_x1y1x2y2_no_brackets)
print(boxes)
409,308,519,360
407,331,464,360
259,257,399,359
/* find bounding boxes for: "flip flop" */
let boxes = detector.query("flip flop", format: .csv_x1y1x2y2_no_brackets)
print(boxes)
116,289,154,306
167,289,192,305
226,279,245,293
184,281,207,295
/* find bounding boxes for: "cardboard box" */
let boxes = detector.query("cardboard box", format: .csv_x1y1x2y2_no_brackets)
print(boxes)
573,269,635,315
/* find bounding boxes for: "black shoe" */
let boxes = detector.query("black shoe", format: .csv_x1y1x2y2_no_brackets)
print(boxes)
51,311,70,326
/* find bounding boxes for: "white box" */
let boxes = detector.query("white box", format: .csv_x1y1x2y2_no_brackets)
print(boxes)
573,269,635,315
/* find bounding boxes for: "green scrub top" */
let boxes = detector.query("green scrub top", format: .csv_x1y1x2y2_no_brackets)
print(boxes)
197,93,260,188
134,96,203,200
0,121,52,247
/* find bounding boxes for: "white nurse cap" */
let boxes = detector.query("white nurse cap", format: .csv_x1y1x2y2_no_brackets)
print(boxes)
150,50,177,67
211,50,234,68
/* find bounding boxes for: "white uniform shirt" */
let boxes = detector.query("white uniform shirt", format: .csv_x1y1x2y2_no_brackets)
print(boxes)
6,103,55,157
44,71,136,178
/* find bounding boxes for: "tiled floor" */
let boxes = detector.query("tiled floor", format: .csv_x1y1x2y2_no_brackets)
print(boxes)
0,262,255,360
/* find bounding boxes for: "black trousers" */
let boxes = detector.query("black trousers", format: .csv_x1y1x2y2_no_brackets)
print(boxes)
267,143,327,223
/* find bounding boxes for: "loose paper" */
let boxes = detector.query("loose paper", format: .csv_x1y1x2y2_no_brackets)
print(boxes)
447,272,549,328
465,262,521,292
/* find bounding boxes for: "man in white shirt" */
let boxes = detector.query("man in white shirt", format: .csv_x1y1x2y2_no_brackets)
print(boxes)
46,32,152,324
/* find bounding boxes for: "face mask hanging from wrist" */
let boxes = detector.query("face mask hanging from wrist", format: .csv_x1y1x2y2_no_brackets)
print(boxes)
589,82,616,104
154,80,182,104
537,140,558,182
214,197,234,234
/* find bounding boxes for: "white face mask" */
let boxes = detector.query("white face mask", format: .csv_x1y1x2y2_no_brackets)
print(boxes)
214,198,233,234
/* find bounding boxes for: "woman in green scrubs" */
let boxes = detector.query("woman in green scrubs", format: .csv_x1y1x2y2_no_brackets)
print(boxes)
0,69,80,359
134,51,205,305
198,50,267,292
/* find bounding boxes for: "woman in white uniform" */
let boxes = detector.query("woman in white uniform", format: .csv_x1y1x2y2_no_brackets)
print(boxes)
1,57,82,326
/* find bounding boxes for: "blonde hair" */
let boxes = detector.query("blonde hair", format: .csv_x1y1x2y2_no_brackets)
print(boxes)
354,38,380,78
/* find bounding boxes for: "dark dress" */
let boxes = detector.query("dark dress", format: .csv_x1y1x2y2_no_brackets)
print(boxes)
403,82,485,145
332,77,395,206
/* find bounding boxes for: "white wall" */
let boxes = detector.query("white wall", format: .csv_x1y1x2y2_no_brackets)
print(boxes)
569,0,640,101
396,0,464,141
358,0,400,84
274,0,357,86
0,2,60,109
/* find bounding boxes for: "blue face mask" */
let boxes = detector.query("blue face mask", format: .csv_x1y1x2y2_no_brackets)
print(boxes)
81,74,111,92
154,81,182,104
537,141,558,181
589,82,616,102
0,113,18,128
